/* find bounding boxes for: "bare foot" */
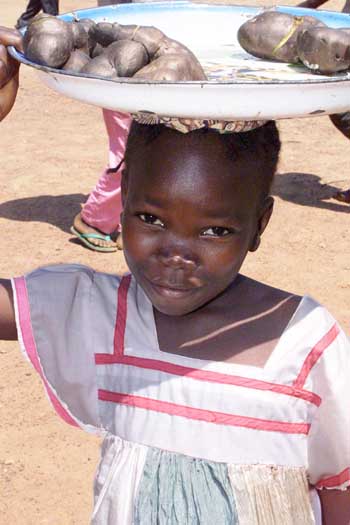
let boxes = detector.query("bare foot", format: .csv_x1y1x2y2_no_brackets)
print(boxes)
334,189,350,204
72,212,118,250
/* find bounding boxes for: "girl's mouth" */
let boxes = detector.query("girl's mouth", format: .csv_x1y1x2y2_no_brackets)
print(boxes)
146,279,199,300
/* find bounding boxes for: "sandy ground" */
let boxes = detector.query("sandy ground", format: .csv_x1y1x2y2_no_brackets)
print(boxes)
0,0,350,523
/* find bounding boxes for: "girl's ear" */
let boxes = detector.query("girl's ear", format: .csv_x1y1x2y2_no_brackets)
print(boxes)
249,196,274,252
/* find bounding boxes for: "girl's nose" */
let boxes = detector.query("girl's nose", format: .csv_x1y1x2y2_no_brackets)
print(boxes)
159,252,197,272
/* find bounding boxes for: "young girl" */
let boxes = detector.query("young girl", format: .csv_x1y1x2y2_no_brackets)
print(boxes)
1,118,350,524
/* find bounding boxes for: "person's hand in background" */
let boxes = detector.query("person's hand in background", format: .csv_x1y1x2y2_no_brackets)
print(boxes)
0,27,23,121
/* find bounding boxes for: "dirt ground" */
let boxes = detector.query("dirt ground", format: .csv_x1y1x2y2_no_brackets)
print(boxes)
0,0,350,523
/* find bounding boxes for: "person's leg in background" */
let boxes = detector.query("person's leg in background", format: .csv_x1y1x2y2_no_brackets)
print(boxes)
16,0,42,28
297,0,350,204
41,0,59,15
16,0,59,28
327,0,350,203
71,110,132,252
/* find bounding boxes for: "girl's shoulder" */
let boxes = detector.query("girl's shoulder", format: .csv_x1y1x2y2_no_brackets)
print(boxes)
22,262,125,281
13,263,132,341
234,275,302,305
245,274,347,338
231,275,341,338
11,264,134,433
19,263,128,297
221,275,348,369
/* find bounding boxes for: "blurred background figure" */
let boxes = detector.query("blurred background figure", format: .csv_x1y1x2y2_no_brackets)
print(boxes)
16,1,59,30
298,0,350,203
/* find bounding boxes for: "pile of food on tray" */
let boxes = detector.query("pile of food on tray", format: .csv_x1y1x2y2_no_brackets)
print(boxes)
238,10,350,75
22,14,207,81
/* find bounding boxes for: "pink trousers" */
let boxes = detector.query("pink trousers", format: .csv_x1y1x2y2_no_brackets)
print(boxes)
81,109,132,234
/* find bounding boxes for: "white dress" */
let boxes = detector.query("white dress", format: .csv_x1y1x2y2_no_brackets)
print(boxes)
12,264,350,525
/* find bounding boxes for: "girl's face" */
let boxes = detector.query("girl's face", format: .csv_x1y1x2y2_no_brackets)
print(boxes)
122,128,272,316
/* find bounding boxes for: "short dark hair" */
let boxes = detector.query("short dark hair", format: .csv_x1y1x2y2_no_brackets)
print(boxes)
125,120,280,201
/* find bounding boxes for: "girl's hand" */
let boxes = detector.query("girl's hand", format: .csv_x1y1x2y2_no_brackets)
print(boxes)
0,27,23,122
0,280,17,340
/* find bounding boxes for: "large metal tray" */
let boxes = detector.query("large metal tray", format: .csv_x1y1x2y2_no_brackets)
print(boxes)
9,2,350,119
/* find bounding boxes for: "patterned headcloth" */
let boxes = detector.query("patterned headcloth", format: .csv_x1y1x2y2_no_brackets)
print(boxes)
132,111,267,134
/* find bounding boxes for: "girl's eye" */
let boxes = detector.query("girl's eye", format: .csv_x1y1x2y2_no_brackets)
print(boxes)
201,226,232,237
138,214,165,227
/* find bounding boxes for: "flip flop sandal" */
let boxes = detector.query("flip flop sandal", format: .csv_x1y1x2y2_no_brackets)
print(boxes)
70,226,118,253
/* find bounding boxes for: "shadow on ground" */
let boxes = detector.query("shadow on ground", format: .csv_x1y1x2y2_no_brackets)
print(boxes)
0,193,87,233
273,172,350,213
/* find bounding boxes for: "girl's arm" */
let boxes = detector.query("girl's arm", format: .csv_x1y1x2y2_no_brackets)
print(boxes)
319,489,350,524
0,279,17,340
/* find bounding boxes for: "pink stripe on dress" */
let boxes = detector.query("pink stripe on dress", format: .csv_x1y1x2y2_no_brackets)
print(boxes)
316,467,350,489
98,390,311,435
293,323,340,389
13,276,79,428
113,274,131,357
96,352,321,406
